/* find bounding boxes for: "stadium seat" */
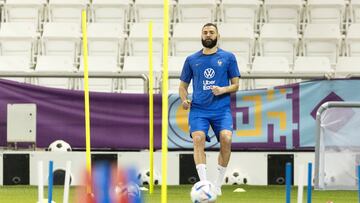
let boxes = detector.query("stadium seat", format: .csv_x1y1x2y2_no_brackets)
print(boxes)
3,0,46,31
259,23,299,65
263,0,303,30
176,0,217,23
305,0,345,26
235,55,251,90
87,22,125,59
0,22,39,77
168,56,186,93
47,0,89,24
220,0,260,28
302,23,342,65
35,55,77,89
90,0,130,30
133,0,174,23
172,23,203,56
350,0,360,24
345,23,360,57
122,56,161,93
293,56,332,77
128,22,164,56
0,22,39,57
40,22,81,57
168,56,186,75
78,56,121,92
335,57,360,78
218,23,255,64
0,55,34,83
250,56,290,89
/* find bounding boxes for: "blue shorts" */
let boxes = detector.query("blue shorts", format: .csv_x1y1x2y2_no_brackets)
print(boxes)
189,108,233,142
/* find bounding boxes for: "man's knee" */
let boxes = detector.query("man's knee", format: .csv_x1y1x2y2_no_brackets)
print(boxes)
220,130,232,145
192,131,206,145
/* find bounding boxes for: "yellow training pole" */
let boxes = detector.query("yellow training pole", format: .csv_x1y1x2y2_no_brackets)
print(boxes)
81,10,92,194
162,0,169,202
148,21,154,194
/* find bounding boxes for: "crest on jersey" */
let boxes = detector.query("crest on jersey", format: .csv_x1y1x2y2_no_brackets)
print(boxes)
217,59,222,66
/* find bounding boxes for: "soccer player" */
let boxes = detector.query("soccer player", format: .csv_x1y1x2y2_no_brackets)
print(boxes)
179,23,240,195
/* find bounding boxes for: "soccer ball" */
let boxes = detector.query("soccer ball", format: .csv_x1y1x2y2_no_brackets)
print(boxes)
190,180,217,203
138,169,161,186
224,169,246,185
224,169,242,185
48,140,71,152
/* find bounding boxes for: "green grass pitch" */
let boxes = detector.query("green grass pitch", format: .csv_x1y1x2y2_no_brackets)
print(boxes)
0,185,357,203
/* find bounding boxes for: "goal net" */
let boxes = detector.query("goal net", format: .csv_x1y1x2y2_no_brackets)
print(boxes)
315,102,360,190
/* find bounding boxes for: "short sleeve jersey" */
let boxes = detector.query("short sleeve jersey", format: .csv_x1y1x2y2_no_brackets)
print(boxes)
180,48,240,111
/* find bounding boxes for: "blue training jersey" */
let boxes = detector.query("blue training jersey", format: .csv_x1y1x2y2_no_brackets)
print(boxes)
180,48,240,111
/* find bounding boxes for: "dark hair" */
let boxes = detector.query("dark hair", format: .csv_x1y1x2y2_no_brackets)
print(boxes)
202,23,218,32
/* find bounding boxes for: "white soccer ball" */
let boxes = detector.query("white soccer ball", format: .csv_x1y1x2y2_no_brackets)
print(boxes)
224,169,243,185
48,140,71,152
138,169,161,186
190,180,217,203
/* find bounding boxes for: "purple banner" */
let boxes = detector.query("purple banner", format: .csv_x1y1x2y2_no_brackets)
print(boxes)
0,79,162,150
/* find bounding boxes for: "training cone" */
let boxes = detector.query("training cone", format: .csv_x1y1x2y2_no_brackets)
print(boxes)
36,199,56,203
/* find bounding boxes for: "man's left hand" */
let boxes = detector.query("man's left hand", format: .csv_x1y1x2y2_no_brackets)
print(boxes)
211,86,226,96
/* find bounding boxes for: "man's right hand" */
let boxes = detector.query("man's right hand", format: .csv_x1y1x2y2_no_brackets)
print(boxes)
182,99,191,110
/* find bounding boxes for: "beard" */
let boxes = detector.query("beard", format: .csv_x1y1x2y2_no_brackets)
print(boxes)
201,38,217,49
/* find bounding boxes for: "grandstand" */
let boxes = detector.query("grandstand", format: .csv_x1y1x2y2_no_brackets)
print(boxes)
0,0,359,203
0,0,358,92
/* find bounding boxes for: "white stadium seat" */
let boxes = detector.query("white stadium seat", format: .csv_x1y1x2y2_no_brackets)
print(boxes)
177,0,217,23
220,0,260,28
0,22,39,82
306,0,345,26
133,0,175,23
77,56,121,92
218,23,255,64
251,56,290,89
168,56,186,75
91,0,130,30
0,22,39,57
172,23,203,56
168,56,187,93
41,22,81,57
128,22,163,56
35,55,77,89
263,0,303,29
0,22,39,72
87,22,125,60
3,0,46,31
0,55,34,83
235,55,251,90
259,23,299,65
335,57,360,78
345,23,360,57
293,56,332,75
47,0,89,24
122,56,161,93
302,23,342,65
350,0,360,24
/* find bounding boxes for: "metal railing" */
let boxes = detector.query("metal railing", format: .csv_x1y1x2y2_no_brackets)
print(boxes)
0,71,149,93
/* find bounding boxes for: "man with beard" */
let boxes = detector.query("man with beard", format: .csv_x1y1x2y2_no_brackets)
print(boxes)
179,23,240,196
